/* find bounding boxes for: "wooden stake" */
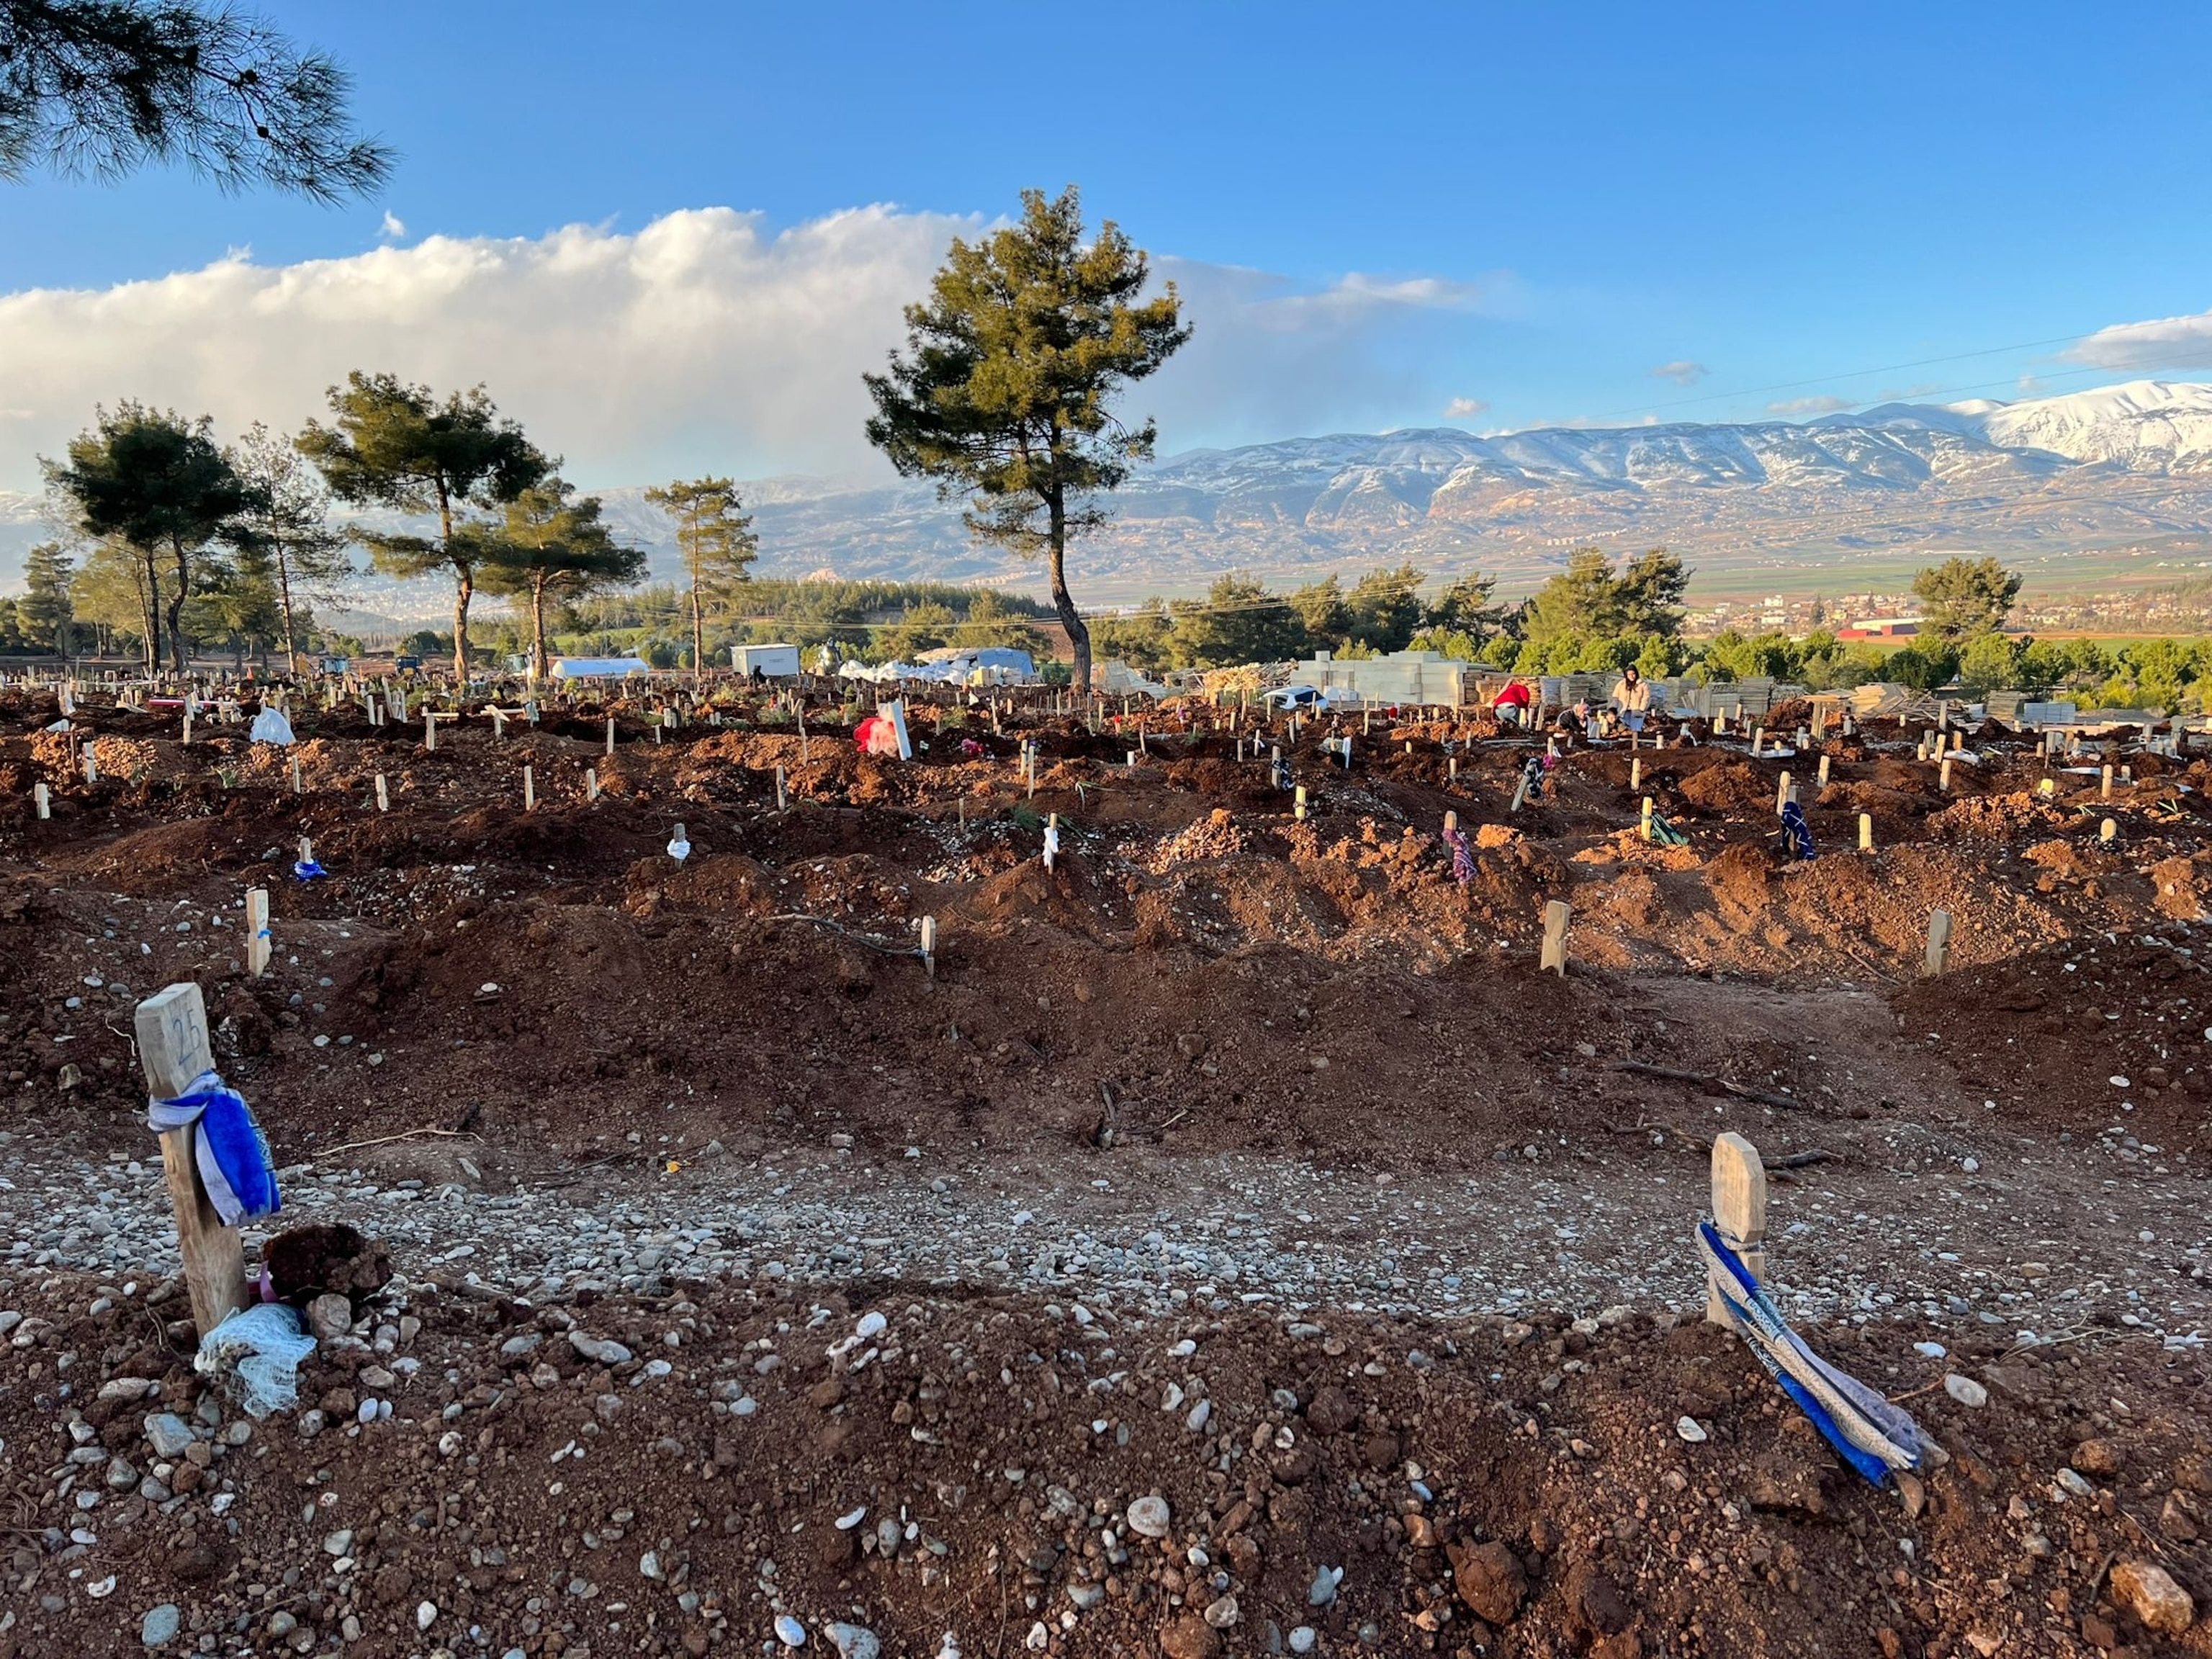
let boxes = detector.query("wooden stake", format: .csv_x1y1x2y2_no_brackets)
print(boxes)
775,765,788,811
523,765,536,811
1817,754,1830,786
585,768,600,802
920,915,938,980
289,756,302,794
1858,812,1874,852
2101,764,2113,800
1752,727,1765,756
423,712,436,752
374,773,388,812
607,716,617,755
244,889,271,976
32,781,49,819
1776,770,1791,814
2100,817,2117,844
1641,796,1653,840
1706,1131,1767,1329
1629,756,1641,791
1540,899,1570,976
1938,757,1952,792
135,984,250,1337
1924,909,1953,976
1294,785,1308,821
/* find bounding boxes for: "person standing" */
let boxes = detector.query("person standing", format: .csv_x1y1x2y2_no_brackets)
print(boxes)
1611,665,1653,734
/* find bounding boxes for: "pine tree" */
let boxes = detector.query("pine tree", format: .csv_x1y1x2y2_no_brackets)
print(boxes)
42,403,249,672
470,480,649,683
19,542,76,657
644,477,757,678
229,421,351,671
864,186,1189,691
0,0,392,198
299,372,549,683
1912,557,2021,644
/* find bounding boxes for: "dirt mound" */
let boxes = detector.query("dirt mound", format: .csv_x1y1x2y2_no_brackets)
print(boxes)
1894,928,2212,1144
1679,763,1781,815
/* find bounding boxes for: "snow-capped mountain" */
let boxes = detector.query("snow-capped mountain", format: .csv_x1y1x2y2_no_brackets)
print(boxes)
7,380,2212,608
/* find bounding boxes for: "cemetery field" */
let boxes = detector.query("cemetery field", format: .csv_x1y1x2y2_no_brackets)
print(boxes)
3,682,2211,1659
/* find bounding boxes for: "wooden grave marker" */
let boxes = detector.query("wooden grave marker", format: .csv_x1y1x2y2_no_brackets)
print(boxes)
1540,899,1571,976
1705,1131,1767,1328
244,889,271,976
1924,909,1954,976
135,984,251,1336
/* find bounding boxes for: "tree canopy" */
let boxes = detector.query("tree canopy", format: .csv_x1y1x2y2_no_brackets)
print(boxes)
299,372,549,680
42,401,248,671
0,0,391,198
863,185,1189,691
1912,556,2022,643
229,421,350,670
470,480,647,681
19,541,73,656
644,476,757,678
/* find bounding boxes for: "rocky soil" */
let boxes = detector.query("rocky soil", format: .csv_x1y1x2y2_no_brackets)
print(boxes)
3,679,2211,1658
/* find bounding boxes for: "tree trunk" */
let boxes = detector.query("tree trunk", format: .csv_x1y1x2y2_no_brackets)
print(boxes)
165,536,189,675
691,570,706,682
275,543,298,673
530,577,551,684
1046,489,1090,691
437,480,469,684
451,571,474,685
138,547,163,676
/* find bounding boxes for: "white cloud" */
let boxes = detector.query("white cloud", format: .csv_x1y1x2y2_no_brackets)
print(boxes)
1766,395,1854,417
2068,308,2212,372
379,210,407,239
0,205,1511,490
1651,359,1707,386
1442,396,1488,419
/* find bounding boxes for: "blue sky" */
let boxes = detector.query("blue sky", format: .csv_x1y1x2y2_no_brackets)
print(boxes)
4,0,2211,488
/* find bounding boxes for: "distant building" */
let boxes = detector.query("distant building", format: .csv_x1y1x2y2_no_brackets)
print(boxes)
1835,618,1921,642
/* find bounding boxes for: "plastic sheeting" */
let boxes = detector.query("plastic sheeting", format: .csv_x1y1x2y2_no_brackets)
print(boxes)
197,1303,318,1418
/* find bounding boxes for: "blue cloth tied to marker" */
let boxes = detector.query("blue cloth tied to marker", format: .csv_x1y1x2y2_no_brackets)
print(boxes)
146,1071,281,1227
1779,799,1816,862
293,858,325,881
1699,1221,1925,1487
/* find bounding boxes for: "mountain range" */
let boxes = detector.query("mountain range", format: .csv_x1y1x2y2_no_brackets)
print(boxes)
6,379,2212,616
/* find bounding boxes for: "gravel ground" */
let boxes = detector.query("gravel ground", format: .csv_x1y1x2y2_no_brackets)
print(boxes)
8,1102,2207,1349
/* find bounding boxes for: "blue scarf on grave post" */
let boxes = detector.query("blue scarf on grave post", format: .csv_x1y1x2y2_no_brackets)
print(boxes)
146,1071,281,1227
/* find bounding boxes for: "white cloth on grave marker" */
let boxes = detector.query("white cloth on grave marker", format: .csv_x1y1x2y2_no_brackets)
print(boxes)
1043,824,1060,868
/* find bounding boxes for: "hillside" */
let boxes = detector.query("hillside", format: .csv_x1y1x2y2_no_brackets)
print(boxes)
8,379,2212,613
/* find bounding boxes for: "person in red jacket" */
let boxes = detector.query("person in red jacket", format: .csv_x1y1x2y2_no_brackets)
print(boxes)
1492,678,1532,729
